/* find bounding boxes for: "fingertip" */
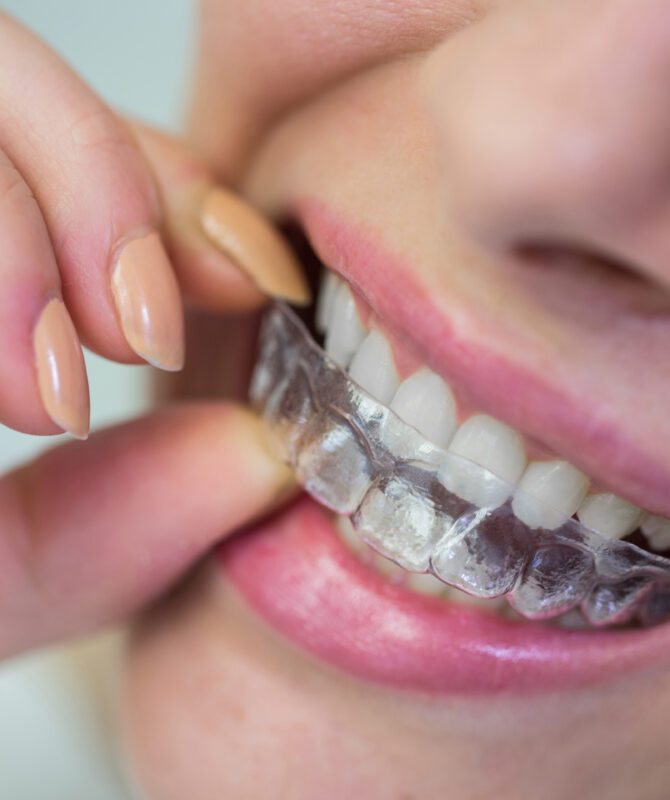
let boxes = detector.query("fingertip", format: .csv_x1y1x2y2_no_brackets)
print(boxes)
34,298,91,439
110,231,186,372
199,186,312,306
131,124,310,312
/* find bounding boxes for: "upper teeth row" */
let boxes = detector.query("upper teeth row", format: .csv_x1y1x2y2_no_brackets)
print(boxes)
316,271,670,549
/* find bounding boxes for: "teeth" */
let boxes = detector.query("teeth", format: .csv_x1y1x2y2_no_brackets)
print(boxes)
576,492,642,539
553,609,591,630
406,572,449,596
443,589,509,614
317,280,666,562
439,414,526,508
315,270,340,333
641,515,670,551
334,512,508,606
335,515,365,553
348,329,399,404
258,301,670,631
325,283,366,367
512,460,589,530
374,554,406,579
390,368,458,449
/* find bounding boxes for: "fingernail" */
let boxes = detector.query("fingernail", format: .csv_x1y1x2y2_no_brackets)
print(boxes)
200,187,311,305
34,298,90,439
111,231,185,371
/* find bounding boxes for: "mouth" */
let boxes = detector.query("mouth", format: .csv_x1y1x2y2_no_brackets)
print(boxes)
218,206,670,694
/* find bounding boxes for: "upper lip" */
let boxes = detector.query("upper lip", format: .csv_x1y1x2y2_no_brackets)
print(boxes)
292,199,670,518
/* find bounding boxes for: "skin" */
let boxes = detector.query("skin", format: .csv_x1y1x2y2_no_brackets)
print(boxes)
122,0,670,798
1,0,669,797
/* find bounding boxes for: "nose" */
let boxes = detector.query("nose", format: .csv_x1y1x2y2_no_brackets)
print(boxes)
422,0,670,289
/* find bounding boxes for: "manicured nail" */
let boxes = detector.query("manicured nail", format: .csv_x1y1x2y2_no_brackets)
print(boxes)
111,232,185,371
200,187,311,305
34,298,90,439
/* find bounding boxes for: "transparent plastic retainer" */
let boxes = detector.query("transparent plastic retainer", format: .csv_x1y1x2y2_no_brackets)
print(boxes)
250,303,670,628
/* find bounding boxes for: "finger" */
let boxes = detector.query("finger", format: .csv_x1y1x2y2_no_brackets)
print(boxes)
131,123,311,312
0,147,89,437
0,13,184,370
0,402,294,658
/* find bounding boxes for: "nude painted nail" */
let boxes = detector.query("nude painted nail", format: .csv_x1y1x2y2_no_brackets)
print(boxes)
200,187,311,305
111,232,185,371
34,298,90,439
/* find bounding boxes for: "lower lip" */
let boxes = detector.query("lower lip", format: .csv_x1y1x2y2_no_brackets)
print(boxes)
218,495,670,694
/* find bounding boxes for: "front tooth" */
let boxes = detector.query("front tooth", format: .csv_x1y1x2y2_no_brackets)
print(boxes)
641,514,670,551
375,554,406,579
407,572,448,596
324,283,366,367
553,609,591,630
438,414,526,508
390,368,458,448
512,460,589,530
348,329,399,404
576,492,642,539
444,588,508,613
315,270,340,333
335,515,364,553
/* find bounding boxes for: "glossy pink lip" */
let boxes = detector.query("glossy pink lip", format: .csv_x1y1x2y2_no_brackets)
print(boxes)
220,496,670,693
294,200,670,518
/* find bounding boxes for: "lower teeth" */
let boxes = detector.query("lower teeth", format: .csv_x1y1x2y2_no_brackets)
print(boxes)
335,513,516,609
334,514,587,627
250,302,670,629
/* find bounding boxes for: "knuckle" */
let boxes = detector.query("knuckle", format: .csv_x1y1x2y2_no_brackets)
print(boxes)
60,104,157,214
65,103,135,164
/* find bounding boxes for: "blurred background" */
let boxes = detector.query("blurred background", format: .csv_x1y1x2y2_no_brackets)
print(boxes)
0,1,194,796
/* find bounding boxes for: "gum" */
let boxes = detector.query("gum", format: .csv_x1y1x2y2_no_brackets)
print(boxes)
250,303,670,627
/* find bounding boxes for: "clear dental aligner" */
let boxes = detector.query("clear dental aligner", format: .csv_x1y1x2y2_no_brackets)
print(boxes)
250,302,670,628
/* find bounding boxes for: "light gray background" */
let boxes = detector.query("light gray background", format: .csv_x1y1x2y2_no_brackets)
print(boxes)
0,2,194,797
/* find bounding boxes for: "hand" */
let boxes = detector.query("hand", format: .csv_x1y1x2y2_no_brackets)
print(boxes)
0,13,307,658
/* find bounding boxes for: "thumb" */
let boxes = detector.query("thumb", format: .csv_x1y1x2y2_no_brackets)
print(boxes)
0,402,293,658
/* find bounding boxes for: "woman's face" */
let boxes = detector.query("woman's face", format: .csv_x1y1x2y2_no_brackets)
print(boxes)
122,1,670,797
